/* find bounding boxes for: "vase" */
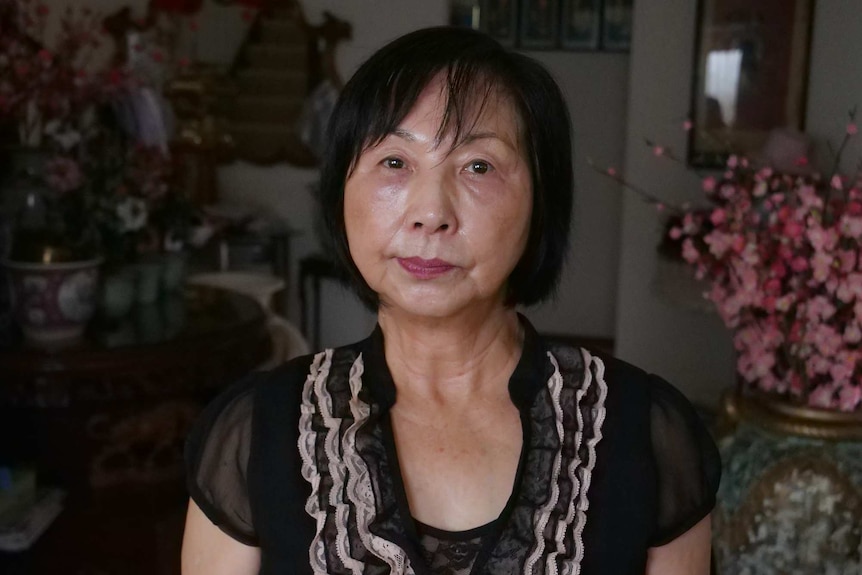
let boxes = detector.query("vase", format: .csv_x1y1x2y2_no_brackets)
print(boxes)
161,251,188,292
3,258,103,345
712,390,862,575
131,257,163,304
99,267,136,319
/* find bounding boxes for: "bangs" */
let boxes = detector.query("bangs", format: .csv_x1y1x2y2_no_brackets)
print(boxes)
367,67,503,152
342,35,521,169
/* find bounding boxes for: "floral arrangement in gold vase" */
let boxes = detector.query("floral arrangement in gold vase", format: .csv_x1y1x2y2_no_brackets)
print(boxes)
596,115,862,575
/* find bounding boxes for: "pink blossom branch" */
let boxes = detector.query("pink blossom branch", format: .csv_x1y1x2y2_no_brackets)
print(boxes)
587,157,685,216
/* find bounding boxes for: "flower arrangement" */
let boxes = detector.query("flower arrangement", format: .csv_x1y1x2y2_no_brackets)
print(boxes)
1,0,196,265
88,137,194,268
597,114,862,412
0,0,130,147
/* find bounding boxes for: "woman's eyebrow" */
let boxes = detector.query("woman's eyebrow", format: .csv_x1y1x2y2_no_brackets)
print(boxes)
387,129,517,152
391,129,419,142
459,131,518,151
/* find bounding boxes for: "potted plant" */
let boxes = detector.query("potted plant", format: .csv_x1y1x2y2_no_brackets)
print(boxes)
596,116,862,574
0,1,169,343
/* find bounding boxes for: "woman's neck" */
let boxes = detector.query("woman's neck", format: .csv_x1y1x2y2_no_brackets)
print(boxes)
377,305,523,406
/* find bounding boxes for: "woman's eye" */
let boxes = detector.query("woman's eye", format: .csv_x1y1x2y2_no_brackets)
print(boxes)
466,160,491,174
383,157,405,169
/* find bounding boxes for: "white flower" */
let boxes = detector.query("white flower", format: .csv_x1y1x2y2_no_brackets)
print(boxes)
43,119,82,151
116,197,148,232
164,232,184,253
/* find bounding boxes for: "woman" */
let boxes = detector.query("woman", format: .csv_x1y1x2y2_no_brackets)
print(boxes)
182,26,720,575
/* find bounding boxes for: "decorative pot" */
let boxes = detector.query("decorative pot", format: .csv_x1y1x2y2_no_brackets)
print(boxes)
131,257,163,304
4,258,103,345
161,251,188,292
99,267,136,319
713,390,862,575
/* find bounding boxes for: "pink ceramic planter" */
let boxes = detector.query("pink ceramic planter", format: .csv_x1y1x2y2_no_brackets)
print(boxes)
4,258,102,345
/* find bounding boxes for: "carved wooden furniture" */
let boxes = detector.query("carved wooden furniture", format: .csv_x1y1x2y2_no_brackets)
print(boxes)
0,286,270,574
0,286,270,490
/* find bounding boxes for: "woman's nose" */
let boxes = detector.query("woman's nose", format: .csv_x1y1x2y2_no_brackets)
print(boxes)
407,173,457,233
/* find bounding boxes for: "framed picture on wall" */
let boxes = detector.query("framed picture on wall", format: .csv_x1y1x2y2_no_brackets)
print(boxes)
450,0,481,30
481,0,519,46
520,0,560,49
600,0,633,51
560,0,601,50
688,0,814,168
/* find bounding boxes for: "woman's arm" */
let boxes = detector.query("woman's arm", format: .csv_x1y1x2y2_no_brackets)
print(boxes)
181,500,261,575
645,514,712,575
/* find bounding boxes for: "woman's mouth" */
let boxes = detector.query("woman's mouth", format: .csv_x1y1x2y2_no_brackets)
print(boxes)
397,257,456,279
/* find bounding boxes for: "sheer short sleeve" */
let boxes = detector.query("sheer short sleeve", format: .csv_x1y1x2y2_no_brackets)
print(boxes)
185,375,258,546
648,374,721,547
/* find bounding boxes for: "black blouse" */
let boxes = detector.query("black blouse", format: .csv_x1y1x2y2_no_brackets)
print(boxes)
185,319,721,574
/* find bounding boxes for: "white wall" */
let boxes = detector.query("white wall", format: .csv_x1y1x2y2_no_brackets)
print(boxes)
615,0,862,407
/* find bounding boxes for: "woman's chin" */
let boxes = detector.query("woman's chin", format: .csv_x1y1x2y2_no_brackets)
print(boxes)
379,286,503,321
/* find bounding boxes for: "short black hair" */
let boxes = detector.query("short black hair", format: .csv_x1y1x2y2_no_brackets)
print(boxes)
319,26,573,308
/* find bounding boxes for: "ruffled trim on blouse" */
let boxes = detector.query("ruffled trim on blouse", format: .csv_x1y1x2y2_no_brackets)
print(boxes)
297,337,608,575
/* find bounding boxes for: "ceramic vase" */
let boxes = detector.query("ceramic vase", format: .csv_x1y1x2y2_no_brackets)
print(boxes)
4,258,102,345
99,267,136,319
713,390,862,575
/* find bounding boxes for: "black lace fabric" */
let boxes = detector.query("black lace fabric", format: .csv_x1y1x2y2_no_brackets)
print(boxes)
648,373,722,545
416,521,492,575
185,381,257,544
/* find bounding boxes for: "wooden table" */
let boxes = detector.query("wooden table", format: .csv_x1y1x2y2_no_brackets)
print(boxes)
0,286,271,574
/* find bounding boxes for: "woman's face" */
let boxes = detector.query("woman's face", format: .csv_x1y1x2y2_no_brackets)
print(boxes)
343,80,533,320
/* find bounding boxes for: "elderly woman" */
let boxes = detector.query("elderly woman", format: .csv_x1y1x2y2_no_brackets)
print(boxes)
182,27,720,575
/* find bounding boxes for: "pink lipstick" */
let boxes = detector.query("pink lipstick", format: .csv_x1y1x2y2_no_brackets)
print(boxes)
397,257,456,279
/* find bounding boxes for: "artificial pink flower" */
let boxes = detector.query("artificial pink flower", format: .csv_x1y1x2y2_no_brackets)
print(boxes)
843,323,862,344
652,145,665,157
770,261,787,279
790,256,809,272
46,156,83,193
775,294,795,312
848,123,858,136
681,238,699,264
783,220,804,239
839,250,857,273
704,230,736,258
832,174,844,190
727,155,739,168
809,384,836,409
840,216,862,238
702,176,717,193
811,252,835,283
764,278,782,295
683,119,693,131
710,208,726,225
807,226,838,252
839,385,862,411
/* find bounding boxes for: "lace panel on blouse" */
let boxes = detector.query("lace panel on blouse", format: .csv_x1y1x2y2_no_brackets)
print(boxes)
415,520,496,575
